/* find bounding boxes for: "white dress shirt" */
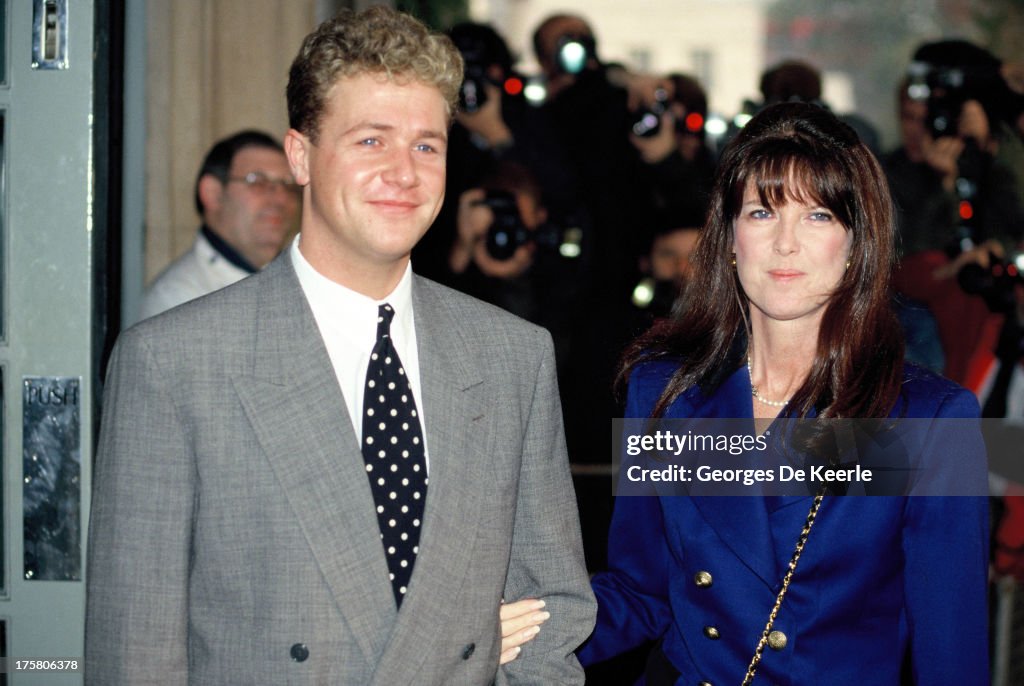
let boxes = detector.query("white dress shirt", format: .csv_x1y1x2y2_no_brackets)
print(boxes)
290,237,429,466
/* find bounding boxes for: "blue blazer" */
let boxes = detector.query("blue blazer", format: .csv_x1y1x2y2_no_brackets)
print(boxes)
579,361,989,685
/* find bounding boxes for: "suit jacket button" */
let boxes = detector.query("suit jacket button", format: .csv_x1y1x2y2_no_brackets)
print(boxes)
767,630,787,651
702,625,720,640
290,643,309,662
698,681,713,686
694,571,713,587
461,643,475,660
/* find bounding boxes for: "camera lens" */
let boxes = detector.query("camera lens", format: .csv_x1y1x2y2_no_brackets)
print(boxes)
460,75,487,113
631,88,668,137
927,100,959,137
486,225,517,261
632,111,661,137
482,191,529,261
559,42,586,73
556,34,592,75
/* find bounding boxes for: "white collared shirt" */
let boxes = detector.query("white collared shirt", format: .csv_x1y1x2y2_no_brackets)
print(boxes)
290,237,428,466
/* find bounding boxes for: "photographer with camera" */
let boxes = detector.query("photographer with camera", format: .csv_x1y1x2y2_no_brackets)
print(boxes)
885,40,1024,388
884,82,966,256
531,14,644,292
627,73,716,239
412,21,580,284
885,45,1023,258
530,15,654,485
626,206,704,333
448,162,582,371
450,166,547,282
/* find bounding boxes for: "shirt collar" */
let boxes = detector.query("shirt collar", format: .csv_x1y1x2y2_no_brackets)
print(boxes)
289,236,415,347
201,224,258,273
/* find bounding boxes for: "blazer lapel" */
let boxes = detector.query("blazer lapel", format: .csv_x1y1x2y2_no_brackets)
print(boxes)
230,257,396,666
682,366,781,587
370,278,488,683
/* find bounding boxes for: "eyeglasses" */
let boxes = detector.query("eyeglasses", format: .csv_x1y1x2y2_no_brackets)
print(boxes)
227,171,301,196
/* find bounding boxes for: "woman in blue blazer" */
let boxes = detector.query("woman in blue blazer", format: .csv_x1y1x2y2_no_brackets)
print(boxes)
501,102,989,684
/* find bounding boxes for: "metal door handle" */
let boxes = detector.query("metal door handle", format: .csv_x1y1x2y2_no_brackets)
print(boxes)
32,0,68,70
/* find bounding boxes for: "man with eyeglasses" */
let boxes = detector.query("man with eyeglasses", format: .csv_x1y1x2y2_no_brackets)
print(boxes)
140,129,300,319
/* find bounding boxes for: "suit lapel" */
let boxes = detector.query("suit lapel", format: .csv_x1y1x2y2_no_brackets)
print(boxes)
230,257,395,666
370,278,488,683
682,365,781,587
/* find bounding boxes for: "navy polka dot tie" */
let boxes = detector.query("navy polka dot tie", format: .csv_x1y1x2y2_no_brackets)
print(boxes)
361,303,427,607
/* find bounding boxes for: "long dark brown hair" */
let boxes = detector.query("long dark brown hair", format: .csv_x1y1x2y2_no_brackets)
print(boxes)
620,102,904,419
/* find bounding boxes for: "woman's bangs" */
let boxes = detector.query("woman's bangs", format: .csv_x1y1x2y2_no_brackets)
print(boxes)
737,146,855,227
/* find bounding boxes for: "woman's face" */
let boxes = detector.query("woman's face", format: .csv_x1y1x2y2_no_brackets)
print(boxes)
732,178,852,328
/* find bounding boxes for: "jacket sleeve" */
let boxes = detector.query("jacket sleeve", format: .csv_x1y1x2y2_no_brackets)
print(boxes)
903,386,989,684
577,497,673,666
498,331,597,685
577,369,674,666
85,328,194,685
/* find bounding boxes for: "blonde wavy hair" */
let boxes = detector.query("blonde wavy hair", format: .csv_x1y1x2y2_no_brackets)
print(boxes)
287,6,464,142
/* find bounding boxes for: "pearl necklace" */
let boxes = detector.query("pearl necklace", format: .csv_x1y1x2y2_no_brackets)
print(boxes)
747,357,790,407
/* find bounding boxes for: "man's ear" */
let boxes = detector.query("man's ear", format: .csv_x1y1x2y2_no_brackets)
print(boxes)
284,129,311,186
197,174,225,217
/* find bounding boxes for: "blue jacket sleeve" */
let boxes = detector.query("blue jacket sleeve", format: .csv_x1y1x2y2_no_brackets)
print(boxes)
903,386,989,684
577,370,674,665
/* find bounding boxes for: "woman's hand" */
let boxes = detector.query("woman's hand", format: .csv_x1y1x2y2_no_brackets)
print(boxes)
499,598,550,664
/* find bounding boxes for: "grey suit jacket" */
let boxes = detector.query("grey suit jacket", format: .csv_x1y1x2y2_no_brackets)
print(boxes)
85,255,595,685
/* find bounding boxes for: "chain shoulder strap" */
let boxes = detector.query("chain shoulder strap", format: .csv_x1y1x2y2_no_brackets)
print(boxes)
741,488,827,686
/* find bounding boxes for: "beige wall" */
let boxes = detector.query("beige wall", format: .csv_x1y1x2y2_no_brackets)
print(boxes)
144,0,317,283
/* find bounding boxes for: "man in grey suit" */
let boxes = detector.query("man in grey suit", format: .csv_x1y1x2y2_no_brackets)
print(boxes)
85,7,595,684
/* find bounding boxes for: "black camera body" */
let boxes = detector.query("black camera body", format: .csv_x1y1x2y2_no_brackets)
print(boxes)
451,29,498,114
477,191,578,262
906,60,1004,139
480,191,528,261
459,62,489,113
631,87,670,138
555,33,595,75
454,35,491,114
